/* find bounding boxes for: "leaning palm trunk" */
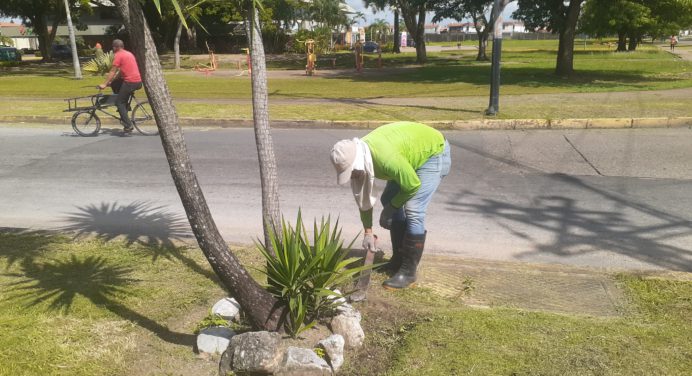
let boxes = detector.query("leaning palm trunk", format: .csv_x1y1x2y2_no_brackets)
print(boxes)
111,0,282,331
246,7,281,252
63,0,82,79
174,19,182,69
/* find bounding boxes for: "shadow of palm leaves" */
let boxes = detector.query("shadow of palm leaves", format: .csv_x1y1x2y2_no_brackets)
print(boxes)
5,255,194,345
449,185,692,271
0,228,59,269
62,201,191,249
448,140,692,271
61,201,222,286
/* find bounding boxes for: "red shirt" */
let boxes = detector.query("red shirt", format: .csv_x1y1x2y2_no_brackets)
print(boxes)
113,49,141,83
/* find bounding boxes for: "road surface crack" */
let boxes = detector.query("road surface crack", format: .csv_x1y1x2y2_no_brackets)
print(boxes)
564,135,603,176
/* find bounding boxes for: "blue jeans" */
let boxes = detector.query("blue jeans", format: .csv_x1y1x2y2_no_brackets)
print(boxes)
380,140,451,235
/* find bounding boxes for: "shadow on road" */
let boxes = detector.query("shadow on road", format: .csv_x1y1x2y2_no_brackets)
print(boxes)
61,201,191,248
448,141,692,272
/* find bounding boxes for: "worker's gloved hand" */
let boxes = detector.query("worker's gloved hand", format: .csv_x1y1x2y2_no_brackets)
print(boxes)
362,233,376,251
379,204,396,230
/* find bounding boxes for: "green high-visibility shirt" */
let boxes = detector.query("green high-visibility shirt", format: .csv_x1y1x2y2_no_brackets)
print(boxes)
359,122,445,227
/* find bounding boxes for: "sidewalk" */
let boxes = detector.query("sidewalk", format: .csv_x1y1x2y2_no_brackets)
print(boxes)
416,254,691,317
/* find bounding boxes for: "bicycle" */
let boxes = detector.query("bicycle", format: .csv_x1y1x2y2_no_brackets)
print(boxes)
64,89,158,137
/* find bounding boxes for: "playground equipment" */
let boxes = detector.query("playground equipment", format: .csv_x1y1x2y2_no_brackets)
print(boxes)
354,41,363,73
305,39,317,76
236,48,251,76
194,42,218,76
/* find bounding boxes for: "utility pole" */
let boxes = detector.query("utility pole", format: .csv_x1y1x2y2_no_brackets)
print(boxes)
485,0,503,115
63,0,82,79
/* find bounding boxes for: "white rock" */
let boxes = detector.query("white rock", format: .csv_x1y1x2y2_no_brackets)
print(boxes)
330,314,364,349
335,302,362,322
196,326,235,355
328,289,347,305
317,334,345,372
211,297,241,320
275,347,332,376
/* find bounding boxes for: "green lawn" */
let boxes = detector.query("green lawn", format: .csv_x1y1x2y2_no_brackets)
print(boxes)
1,40,691,122
0,231,227,376
2,231,691,375
344,275,692,376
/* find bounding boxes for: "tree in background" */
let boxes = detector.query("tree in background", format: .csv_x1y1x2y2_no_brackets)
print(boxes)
580,0,651,51
62,0,82,78
0,0,91,61
644,0,692,41
513,0,585,77
368,18,390,43
397,0,432,63
580,0,692,52
308,0,349,49
433,0,495,61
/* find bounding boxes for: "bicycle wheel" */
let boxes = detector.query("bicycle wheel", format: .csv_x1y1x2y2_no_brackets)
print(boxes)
131,101,158,136
71,110,101,137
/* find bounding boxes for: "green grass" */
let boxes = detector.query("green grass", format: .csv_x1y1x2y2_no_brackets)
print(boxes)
346,275,692,376
0,231,227,376
1,231,691,375
1,40,692,122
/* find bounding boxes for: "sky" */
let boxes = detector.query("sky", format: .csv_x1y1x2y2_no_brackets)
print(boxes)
346,0,520,26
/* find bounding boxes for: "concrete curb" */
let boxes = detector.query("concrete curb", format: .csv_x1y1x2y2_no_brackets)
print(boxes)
1,115,690,130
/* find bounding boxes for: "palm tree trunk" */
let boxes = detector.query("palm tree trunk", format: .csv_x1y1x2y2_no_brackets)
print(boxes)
246,7,282,252
174,19,182,70
393,10,400,53
111,0,282,332
62,0,82,79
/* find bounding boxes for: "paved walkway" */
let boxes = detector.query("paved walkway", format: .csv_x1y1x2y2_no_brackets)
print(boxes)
416,255,691,317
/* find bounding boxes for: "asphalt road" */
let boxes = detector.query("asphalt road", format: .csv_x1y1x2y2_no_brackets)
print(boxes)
1,125,691,272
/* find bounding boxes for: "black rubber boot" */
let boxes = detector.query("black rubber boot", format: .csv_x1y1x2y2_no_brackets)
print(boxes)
383,232,426,290
379,221,406,276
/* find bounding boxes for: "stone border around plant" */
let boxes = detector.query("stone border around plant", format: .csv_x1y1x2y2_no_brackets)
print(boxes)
201,297,363,375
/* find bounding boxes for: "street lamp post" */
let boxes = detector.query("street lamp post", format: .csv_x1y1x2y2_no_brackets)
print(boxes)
485,0,503,115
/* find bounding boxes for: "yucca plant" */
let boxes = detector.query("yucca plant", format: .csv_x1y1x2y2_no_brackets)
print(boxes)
256,211,372,337
83,51,114,75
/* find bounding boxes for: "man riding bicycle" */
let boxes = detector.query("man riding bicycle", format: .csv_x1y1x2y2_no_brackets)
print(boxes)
98,39,142,134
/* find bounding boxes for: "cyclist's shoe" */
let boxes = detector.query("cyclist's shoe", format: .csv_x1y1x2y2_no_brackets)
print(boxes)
123,125,134,134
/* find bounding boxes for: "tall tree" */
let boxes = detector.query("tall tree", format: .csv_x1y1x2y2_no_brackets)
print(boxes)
245,0,282,251
398,0,431,63
393,7,401,53
1,0,59,60
433,0,492,60
514,0,584,76
368,18,390,43
366,0,429,62
580,0,652,51
0,0,92,61
110,0,282,331
62,0,82,78
580,0,692,52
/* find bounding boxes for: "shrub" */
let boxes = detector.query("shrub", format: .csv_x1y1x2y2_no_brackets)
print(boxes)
194,312,230,334
83,51,114,75
256,211,370,337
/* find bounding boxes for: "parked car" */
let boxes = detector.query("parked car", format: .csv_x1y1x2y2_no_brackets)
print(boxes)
51,44,72,59
363,41,379,53
0,46,21,62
